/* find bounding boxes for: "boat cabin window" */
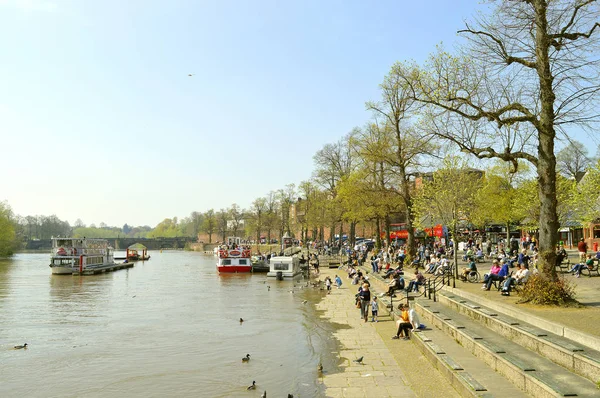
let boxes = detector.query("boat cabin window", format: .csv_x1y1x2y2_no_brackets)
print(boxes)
238,259,247,265
273,263,289,271
222,259,231,265
53,259,73,265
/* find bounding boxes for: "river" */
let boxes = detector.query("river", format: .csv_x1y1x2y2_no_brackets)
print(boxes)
0,251,339,397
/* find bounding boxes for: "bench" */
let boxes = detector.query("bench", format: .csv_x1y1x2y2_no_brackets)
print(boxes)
555,258,571,273
581,265,600,277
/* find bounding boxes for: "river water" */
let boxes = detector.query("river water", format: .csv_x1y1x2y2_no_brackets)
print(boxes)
0,251,339,397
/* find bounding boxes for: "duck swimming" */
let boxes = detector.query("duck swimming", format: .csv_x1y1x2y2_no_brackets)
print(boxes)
317,362,323,372
261,391,267,398
247,381,256,390
242,354,250,362
14,343,28,349
239,318,244,323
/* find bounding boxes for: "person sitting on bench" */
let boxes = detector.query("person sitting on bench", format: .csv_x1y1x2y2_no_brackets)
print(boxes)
501,263,531,295
482,260,509,291
392,303,412,340
382,275,405,297
570,254,595,277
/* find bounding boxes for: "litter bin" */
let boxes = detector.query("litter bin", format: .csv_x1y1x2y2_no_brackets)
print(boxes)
276,271,283,281
594,242,598,252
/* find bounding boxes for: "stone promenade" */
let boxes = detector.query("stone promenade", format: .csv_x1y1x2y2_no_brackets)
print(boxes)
315,267,461,398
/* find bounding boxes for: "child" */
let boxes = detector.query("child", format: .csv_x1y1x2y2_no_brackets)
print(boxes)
325,277,332,291
335,275,342,289
371,296,379,322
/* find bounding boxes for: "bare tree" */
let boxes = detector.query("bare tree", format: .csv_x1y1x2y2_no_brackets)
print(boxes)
228,204,245,238
313,134,355,242
557,140,591,181
202,209,216,243
395,0,600,278
366,68,438,256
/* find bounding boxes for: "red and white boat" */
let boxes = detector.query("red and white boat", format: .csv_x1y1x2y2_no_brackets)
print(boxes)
217,237,252,273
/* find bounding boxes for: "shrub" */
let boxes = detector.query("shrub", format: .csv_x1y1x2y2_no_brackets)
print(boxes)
517,273,576,306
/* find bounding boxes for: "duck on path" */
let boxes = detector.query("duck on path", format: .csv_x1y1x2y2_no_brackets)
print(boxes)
242,354,251,362
247,381,256,390
14,343,28,349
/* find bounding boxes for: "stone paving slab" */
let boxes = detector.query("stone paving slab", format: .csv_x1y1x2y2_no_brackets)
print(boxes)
315,272,417,398
314,267,462,398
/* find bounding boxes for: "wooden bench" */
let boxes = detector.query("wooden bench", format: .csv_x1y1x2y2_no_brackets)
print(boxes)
581,265,600,277
555,258,571,273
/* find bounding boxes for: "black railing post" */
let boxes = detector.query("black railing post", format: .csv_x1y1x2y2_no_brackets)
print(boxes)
452,270,456,288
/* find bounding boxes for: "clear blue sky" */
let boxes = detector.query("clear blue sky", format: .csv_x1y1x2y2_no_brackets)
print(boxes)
0,0,595,227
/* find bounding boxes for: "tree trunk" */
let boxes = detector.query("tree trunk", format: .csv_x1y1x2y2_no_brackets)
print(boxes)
375,218,382,250
384,215,391,248
329,222,335,245
349,221,356,247
453,223,459,280
208,232,212,244
534,0,558,279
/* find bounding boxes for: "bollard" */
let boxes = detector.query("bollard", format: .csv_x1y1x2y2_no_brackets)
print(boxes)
276,271,283,281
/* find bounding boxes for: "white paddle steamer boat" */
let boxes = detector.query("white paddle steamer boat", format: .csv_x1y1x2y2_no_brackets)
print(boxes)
49,237,131,275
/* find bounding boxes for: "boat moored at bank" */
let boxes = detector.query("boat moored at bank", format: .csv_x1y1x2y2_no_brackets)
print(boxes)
217,237,252,273
49,237,131,275
267,256,301,279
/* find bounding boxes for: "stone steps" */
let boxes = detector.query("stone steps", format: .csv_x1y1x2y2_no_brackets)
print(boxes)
411,326,528,397
416,300,600,397
436,291,600,384
357,265,600,397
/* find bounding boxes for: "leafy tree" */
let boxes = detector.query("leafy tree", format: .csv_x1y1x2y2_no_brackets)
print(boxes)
276,185,296,239
366,67,438,255
263,191,280,244
473,161,531,241
216,209,228,243
393,1,600,280
202,209,216,243
227,204,245,238
247,198,267,245
412,156,482,274
313,135,355,242
571,159,600,224
147,218,180,238
0,201,17,256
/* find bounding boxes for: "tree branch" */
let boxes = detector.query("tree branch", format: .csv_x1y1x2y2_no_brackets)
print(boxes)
458,25,537,69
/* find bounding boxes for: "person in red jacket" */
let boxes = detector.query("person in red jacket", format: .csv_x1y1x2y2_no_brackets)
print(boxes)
578,238,588,262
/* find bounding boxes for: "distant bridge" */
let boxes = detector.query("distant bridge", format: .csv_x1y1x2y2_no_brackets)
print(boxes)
25,237,197,251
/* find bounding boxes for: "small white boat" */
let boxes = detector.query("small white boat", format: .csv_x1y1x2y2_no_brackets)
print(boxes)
49,237,123,275
267,256,301,279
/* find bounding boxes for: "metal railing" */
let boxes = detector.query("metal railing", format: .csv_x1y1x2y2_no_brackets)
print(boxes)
424,264,456,302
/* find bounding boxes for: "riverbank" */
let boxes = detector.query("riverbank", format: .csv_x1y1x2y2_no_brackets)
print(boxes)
314,266,461,397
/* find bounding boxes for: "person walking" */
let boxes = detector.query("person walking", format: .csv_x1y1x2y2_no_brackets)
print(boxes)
578,238,588,263
358,283,371,322
371,296,379,322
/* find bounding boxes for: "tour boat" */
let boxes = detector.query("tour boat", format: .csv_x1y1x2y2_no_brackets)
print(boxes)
216,247,253,273
49,237,120,275
267,256,301,279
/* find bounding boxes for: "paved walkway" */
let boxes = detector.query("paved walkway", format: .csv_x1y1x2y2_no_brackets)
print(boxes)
315,267,461,398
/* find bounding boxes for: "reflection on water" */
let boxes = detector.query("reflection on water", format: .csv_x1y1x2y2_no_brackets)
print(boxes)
0,252,338,397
